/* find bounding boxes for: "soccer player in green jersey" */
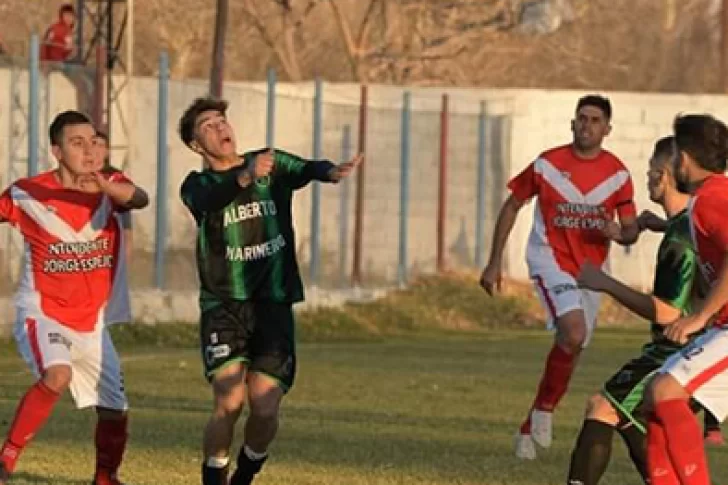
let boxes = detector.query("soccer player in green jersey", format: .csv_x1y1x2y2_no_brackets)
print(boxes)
565,136,709,485
178,97,362,485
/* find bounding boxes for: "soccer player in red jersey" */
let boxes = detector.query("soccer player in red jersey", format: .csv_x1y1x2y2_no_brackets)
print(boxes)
480,95,641,459
645,114,728,485
0,111,149,485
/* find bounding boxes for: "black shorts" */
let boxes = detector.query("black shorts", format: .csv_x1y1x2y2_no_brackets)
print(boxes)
602,355,661,432
200,300,296,392
602,354,702,431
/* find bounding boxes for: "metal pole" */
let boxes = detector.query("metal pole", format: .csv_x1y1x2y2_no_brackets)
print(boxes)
475,101,487,268
437,93,449,273
28,34,40,177
76,0,85,64
266,67,276,148
352,85,368,287
154,52,169,289
398,91,411,286
339,124,352,285
723,0,728,92
210,0,228,97
106,0,113,137
310,78,323,285
94,45,106,130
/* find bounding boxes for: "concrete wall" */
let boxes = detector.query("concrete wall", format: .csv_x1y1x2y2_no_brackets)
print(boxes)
2,64,728,322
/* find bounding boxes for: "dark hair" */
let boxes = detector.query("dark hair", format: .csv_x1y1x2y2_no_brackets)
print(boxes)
60,3,75,15
652,136,675,166
673,114,728,174
178,97,229,146
49,110,92,146
94,130,109,143
576,95,612,120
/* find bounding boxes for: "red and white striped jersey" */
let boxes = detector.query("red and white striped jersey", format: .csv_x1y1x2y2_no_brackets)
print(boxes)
0,170,131,332
688,174,728,327
508,144,636,277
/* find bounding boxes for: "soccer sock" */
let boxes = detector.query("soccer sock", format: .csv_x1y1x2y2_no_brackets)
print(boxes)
0,381,60,473
566,419,614,485
646,416,680,485
95,415,128,479
654,399,710,485
230,445,268,485
202,456,230,485
617,423,649,484
703,410,720,433
521,343,577,432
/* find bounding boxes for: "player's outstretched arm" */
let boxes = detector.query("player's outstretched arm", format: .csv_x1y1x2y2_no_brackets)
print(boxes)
577,261,681,323
255,148,362,189
90,173,149,210
480,194,525,295
603,215,640,246
637,210,668,233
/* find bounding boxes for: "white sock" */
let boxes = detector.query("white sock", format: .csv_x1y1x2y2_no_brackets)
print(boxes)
206,456,230,469
243,445,268,461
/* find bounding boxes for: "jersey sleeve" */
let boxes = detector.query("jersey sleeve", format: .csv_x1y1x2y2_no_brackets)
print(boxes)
652,238,696,312
506,162,538,202
615,173,637,219
245,149,336,190
694,196,728,251
180,171,244,222
0,186,20,225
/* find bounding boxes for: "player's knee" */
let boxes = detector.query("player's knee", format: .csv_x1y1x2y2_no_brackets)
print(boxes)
41,364,72,393
248,390,282,421
648,373,687,404
585,394,618,424
556,313,587,352
559,328,586,353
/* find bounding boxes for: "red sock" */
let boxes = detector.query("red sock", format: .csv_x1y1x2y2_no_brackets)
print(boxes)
519,344,576,434
647,415,680,485
654,399,710,485
0,381,60,472
95,416,128,480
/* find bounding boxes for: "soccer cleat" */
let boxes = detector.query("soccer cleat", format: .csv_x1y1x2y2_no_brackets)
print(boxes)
530,409,553,448
230,454,267,485
704,429,725,447
92,473,126,485
514,433,537,460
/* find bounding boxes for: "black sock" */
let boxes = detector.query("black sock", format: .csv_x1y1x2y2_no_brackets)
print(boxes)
567,419,614,485
202,462,229,485
616,422,649,484
704,410,721,432
230,449,267,485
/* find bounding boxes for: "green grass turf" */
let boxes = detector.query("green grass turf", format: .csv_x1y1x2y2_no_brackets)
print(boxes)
0,328,725,485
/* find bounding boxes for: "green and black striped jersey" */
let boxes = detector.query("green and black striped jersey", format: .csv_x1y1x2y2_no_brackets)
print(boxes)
642,209,705,362
181,149,336,311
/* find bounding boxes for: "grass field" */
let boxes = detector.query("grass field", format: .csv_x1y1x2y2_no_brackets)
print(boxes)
0,328,726,485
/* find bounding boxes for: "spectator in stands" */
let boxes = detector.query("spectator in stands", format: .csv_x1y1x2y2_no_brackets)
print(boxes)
41,3,76,63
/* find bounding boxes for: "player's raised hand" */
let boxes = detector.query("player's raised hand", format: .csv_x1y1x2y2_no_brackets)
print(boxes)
329,153,364,182
252,150,275,178
665,314,708,344
637,210,667,233
601,219,622,241
479,262,502,296
576,261,607,291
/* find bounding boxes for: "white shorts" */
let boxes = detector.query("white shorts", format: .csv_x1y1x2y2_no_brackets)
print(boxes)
14,312,128,411
660,326,728,422
531,267,602,347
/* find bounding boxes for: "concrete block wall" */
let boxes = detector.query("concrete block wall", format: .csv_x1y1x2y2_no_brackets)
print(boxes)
2,66,728,309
